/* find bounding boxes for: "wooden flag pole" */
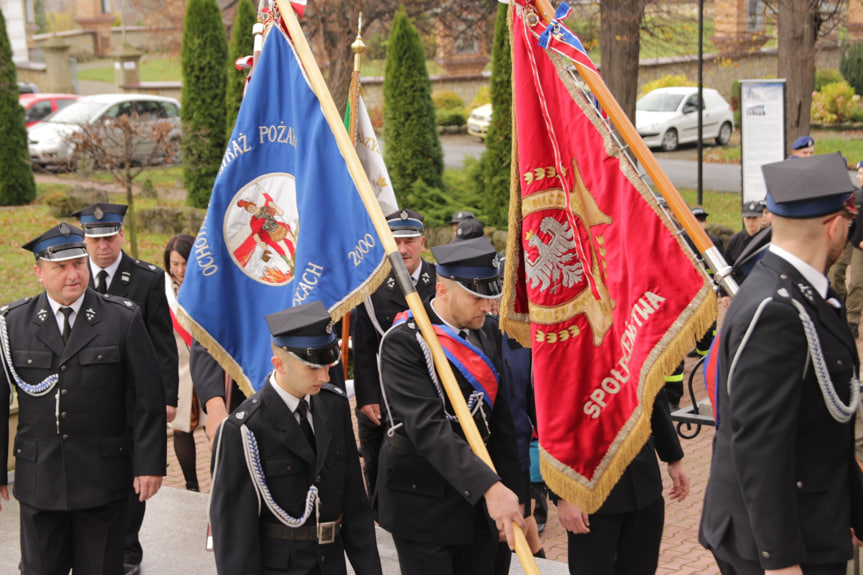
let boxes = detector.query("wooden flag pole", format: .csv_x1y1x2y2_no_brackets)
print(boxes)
274,1,538,572
531,0,737,297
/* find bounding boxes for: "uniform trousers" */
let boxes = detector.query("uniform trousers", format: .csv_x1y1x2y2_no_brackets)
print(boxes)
828,243,863,323
20,497,127,575
391,516,498,575
123,493,146,564
565,497,664,575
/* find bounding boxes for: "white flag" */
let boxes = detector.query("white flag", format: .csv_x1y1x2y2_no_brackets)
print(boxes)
355,97,398,215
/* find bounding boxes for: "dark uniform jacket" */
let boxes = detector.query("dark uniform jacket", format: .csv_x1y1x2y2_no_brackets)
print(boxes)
353,260,436,408
210,380,381,575
699,251,858,569
98,251,178,406
724,229,758,269
376,301,522,545
0,290,167,510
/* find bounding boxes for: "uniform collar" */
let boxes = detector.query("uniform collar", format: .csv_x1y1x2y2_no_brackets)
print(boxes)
768,244,829,299
268,371,309,413
89,252,123,285
46,291,85,317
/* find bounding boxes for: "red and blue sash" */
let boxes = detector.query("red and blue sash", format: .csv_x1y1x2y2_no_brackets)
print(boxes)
703,329,721,426
393,310,499,410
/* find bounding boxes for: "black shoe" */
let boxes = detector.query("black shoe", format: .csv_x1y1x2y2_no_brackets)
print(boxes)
186,481,200,492
124,563,141,575
534,548,546,559
850,323,859,340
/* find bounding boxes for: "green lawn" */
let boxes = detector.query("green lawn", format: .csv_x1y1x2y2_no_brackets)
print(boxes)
77,56,182,83
703,129,863,166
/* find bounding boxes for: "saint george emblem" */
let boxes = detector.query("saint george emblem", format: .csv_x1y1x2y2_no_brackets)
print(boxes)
225,174,299,286
94,206,104,220
37,308,48,322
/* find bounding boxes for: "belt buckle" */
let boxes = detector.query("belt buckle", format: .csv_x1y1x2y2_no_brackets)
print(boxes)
317,521,335,544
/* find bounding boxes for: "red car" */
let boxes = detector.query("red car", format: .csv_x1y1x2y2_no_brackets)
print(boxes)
20,93,79,127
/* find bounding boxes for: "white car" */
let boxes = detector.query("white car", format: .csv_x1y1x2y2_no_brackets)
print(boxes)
636,87,734,152
467,103,492,140
28,93,182,169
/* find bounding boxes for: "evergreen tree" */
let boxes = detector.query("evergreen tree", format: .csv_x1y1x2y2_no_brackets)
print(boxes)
479,3,512,228
0,7,36,206
226,0,256,139
383,8,444,208
841,42,863,97
181,0,228,208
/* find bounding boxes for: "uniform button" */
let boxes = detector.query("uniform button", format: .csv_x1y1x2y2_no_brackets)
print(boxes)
796,481,803,489
287,465,293,471
62,434,69,440
252,399,259,404
761,551,771,559
412,484,417,490
60,389,68,396
97,354,103,360
27,359,32,364
464,490,471,497
60,412,68,419
16,448,21,454
321,555,326,562
335,449,341,456
315,475,322,483
60,365,67,372
838,360,843,366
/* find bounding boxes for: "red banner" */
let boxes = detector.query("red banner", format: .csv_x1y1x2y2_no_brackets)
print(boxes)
502,0,716,512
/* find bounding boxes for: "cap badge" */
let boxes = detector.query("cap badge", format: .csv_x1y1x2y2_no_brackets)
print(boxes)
59,223,71,236
94,206,104,220
492,254,501,269
400,209,409,220
325,321,334,334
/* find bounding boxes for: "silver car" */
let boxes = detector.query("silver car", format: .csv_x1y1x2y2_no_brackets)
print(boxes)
28,93,181,169
636,87,734,152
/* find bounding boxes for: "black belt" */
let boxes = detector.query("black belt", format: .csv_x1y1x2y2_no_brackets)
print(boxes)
261,514,342,544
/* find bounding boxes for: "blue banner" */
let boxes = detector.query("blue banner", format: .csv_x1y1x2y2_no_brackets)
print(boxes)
178,25,387,394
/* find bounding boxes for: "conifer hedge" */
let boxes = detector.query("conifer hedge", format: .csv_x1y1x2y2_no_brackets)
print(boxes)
480,3,512,228
225,0,256,139
383,8,445,209
0,7,36,206
181,0,228,208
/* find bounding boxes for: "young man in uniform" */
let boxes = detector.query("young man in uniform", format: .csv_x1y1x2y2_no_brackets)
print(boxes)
209,301,381,575
352,208,435,496
700,153,860,574
376,236,524,575
0,223,166,575
70,203,178,575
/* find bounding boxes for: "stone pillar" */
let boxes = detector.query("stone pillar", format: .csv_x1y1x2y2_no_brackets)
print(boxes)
712,0,769,55
42,35,75,93
75,0,115,56
848,0,863,42
112,43,143,89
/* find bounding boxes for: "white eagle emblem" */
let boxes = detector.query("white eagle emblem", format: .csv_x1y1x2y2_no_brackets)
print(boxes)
525,217,584,292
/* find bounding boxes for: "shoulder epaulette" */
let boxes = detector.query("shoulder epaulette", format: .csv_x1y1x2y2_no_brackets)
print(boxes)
321,383,347,398
101,293,138,310
0,297,32,316
231,395,264,422
132,259,162,275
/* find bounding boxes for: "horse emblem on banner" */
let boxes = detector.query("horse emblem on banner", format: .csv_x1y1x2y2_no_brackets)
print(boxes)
224,173,299,286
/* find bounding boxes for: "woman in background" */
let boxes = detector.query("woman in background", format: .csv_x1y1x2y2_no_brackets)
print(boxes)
164,234,201,491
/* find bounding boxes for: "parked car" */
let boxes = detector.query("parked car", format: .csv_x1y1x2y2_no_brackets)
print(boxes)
17,81,39,94
28,93,181,170
20,93,79,127
467,103,492,140
635,87,734,152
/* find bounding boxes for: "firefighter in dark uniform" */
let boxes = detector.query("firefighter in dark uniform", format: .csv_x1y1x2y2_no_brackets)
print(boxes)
699,153,861,575
209,301,381,575
353,208,435,495
376,237,524,575
70,203,178,575
0,223,166,575
554,392,689,574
